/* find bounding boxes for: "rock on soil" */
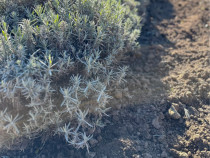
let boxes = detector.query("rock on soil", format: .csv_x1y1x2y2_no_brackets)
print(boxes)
168,104,181,119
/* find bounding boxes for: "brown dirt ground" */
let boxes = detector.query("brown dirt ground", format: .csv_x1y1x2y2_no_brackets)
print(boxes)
0,0,209,157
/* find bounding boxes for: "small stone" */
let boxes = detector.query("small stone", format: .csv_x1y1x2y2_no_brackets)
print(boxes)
168,105,181,119
144,153,152,158
152,117,161,129
161,151,168,158
172,103,179,111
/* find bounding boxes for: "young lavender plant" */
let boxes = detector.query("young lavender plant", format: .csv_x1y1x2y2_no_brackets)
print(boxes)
0,0,141,151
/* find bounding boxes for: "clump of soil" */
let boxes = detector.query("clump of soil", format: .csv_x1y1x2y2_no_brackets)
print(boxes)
0,0,209,157
161,0,210,106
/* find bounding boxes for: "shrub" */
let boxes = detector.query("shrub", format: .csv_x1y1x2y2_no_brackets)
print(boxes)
0,0,141,151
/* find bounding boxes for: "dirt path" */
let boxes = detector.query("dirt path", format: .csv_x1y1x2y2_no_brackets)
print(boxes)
1,0,209,157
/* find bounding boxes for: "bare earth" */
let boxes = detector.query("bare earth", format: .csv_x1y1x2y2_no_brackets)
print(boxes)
1,0,209,157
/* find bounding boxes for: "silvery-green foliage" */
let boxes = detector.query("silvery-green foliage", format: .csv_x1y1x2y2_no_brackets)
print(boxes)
3,113,23,135
0,0,141,151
